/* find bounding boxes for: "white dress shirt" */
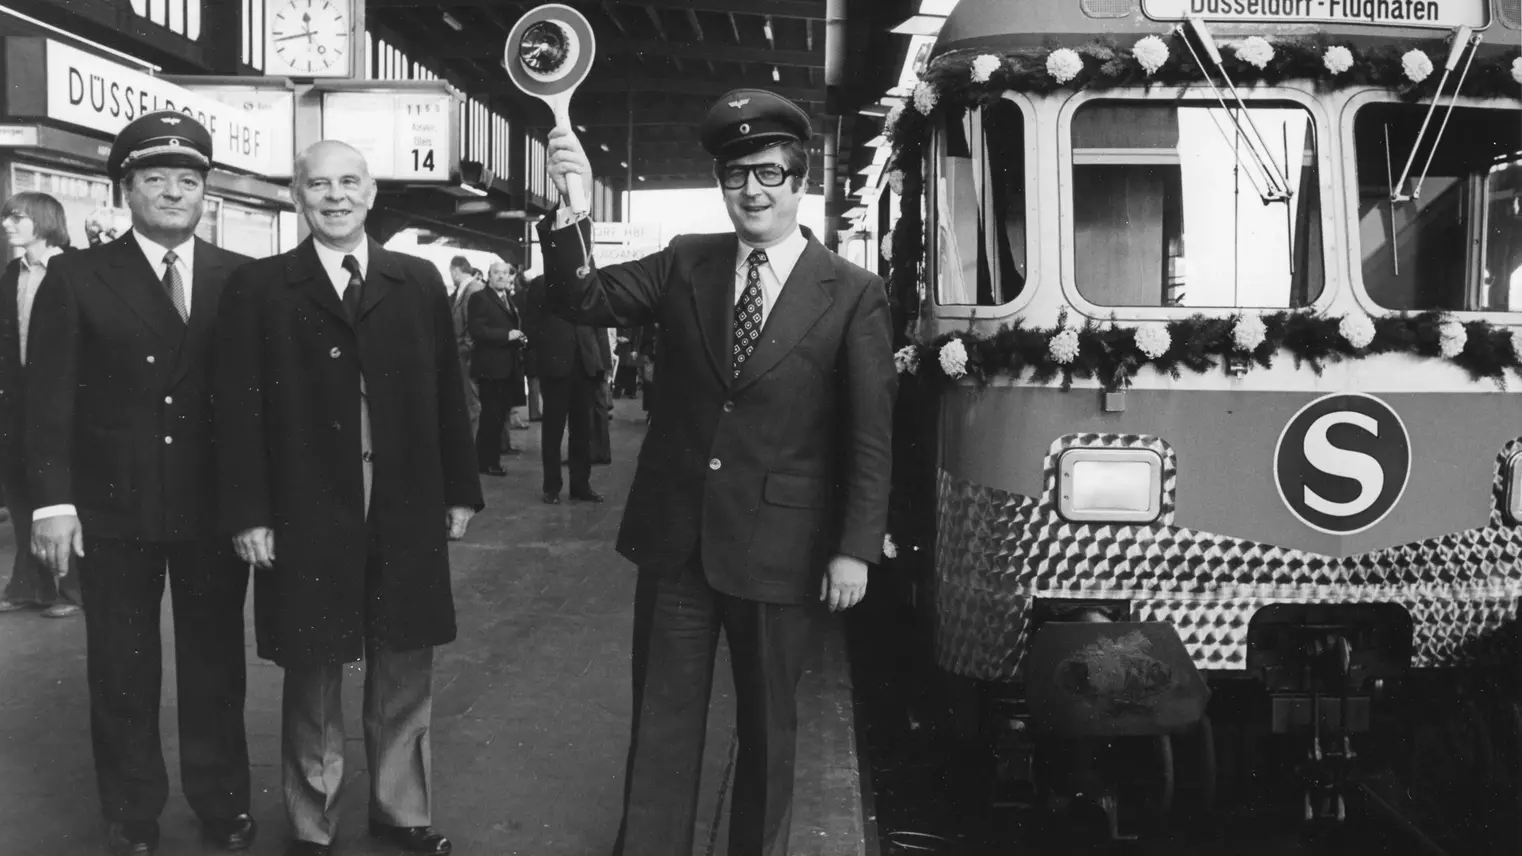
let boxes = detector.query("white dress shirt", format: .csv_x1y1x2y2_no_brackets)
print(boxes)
34,236,194,523
734,227,806,332
16,245,63,366
312,237,369,298
132,230,195,316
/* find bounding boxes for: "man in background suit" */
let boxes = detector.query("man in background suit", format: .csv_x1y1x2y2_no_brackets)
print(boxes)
520,274,610,504
0,190,81,618
448,257,483,439
26,113,256,856
214,140,481,856
468,259,527,475
542,90,896,856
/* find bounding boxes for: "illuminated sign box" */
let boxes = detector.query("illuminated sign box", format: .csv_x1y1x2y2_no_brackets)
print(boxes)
320,86,459,183
1142,0,1488,28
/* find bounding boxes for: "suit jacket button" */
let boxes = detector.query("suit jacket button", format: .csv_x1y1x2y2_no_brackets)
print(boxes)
164,395,173,405
164,436,173,445
722,401,735,413
146,355,155,364
330,347,341,358
709,458,721,471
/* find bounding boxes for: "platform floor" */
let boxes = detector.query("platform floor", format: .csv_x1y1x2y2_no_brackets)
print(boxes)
0,397,866,856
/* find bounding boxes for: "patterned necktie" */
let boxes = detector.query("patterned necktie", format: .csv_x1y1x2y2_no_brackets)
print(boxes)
162,250,187,321
732,249,767,378
341,255,363,323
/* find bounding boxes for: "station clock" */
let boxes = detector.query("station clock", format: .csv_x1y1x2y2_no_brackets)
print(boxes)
264,0,356,79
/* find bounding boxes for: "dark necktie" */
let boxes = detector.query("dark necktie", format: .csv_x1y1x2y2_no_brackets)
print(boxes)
162,250,187,321
341,255,363,323
732,249,767,378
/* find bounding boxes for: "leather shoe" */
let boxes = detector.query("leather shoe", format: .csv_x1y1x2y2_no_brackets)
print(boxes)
568,490,605,503
541,493,560,504
369,822,452,854
283,842,331,856
203,813,256,850
479,466,507,477
106,821,158,856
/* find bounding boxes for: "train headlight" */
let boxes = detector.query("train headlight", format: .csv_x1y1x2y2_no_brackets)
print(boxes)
1058,448,1164,523
1507,452,1522,524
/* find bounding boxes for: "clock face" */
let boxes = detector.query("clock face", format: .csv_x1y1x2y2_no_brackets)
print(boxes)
268,0,351,77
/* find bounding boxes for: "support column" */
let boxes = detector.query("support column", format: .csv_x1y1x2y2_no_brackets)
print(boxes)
822,0,848,251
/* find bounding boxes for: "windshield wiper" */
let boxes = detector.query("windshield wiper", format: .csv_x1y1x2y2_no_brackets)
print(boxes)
1392,26,1481,202
1178,18,1293,203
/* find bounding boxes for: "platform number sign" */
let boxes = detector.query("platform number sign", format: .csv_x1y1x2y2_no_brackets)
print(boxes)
1274,393,1411,535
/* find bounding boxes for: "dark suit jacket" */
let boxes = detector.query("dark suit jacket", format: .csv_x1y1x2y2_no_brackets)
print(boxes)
521,275,610,380
0,257,27,461
214,238,483,667
25,233,250,541
537,220,897,604
466,287,526,381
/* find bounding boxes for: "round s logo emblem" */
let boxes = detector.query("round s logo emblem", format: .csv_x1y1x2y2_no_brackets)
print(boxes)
1274,393,1411,535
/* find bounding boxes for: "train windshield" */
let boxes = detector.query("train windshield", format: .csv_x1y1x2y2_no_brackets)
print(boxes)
1354,103,1522,313
1069,100,1323,309
934,99,1027,306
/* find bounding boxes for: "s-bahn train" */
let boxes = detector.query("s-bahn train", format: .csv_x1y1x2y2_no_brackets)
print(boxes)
883,0,1522,847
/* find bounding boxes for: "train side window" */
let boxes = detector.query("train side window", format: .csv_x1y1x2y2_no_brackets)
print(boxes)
1069,100,1323,309
1353,103,1522,313
934,99,1027,306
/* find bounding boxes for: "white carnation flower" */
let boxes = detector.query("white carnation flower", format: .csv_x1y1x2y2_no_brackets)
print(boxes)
1438,319,1467,359
970,54,1001,84
1511,332,1522,364
884,103,906,139
1323,45,1354,75
882,533,899,560
886,168,905,196
1402,49,1433,83
939,338,969,378
1048,329,1081,365
1046,48,1083,84
1134,323,1172,359
894,345,920,375
1234,36,1275,70
1339,313,1375,350
880,233,894,263
1232,314,1268,352
1512,57,1522,85
1133,35,1170,75
912,81,938,115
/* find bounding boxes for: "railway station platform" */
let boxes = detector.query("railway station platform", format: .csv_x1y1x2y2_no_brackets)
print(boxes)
0,398,869,856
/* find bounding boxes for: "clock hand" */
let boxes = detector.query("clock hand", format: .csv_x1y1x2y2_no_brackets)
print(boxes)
274,30,315,42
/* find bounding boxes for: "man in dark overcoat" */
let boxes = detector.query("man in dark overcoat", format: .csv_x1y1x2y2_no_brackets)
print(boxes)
541,90,897,856
25,113,256,856
213,140,482,856
520,273,610,504
467,259,526,475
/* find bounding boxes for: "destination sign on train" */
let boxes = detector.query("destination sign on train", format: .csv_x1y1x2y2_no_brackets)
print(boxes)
1143,0,1487,28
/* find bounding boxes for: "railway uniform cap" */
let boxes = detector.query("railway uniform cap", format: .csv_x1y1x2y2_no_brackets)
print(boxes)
108,111,212,181
700,88,812,159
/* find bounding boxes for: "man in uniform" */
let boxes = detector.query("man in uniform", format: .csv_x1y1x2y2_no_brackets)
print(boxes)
26,112,256,856
214,140,480,856
541,89,896,856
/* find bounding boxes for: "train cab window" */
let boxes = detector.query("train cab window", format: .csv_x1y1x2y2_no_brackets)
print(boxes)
1354,103,1522,312
1070,100,1323,309
934,99,1027,306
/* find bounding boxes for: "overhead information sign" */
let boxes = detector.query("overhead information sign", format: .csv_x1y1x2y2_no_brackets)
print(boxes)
186,86,295,178
321,90,456,182
1143,0,1487,28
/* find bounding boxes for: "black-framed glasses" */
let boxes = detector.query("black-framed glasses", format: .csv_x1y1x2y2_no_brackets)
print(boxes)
719,163,796,190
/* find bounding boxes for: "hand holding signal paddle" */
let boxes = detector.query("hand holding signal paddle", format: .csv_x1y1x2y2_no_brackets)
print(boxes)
504,4,597,215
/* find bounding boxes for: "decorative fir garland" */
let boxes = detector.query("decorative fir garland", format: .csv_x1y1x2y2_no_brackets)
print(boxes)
895,310,1522,391
879,30,1522,386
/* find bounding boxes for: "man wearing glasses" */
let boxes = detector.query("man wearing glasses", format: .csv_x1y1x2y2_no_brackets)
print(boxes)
540,89,896,856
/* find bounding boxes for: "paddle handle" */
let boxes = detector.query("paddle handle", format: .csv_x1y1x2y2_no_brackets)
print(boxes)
550,95,589,216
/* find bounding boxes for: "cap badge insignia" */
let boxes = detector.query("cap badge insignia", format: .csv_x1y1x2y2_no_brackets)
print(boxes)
739,123,750,134
162,116,181,125
169,139,181,146
728,97,750,109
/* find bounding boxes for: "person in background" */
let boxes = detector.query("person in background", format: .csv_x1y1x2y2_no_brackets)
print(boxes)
508,271,533,432
540,89,896,856
469,259,527,476
84,207,130,247
588,327,614,466
447,256,483,440
612,328,642,398
520,273,609,504
27,112,256,856
214,140,481,856
0,191,82,618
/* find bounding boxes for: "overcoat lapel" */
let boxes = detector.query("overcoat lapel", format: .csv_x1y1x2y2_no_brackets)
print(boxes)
101,230,186,342
689,234,737,386
170,238,226,386
286,238,350,328
731,236,835,393
359,238,398,320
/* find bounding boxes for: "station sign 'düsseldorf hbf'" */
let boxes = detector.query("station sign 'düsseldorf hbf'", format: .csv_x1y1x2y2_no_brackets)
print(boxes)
1274,393,1412,536
1141,0,1488,28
